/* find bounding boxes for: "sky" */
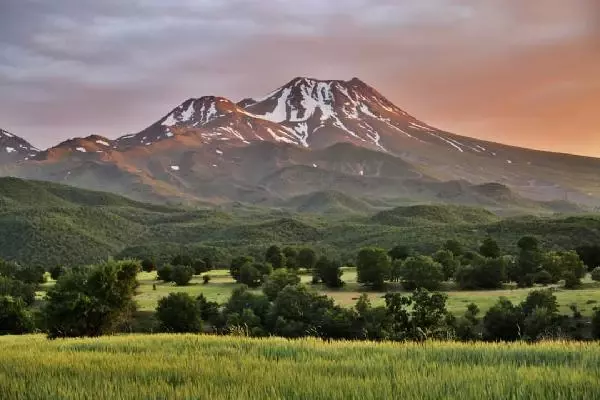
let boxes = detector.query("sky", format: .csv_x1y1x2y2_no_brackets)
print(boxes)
0,0,599,156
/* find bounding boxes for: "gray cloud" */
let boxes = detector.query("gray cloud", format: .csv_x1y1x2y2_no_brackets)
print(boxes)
0,0,598,155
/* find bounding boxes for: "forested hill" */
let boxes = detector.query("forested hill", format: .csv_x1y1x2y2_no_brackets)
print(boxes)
1,177,600,267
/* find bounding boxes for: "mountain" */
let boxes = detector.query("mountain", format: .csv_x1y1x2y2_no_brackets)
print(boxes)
0,129,39,164
3,77,600,210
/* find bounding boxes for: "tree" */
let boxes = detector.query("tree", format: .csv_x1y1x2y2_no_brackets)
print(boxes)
520,289,559,316
141,259,155,273
43,260,139,338
480,237,501,258
171,265,194,286
50,265,67,281
591,267,600,282
239,264,263,288
269,285,340,339
390,260,403,283
388,245,411,262
203,275,211,284
296,248,317,270
262,269,301,301
265,245,286,269
282,247,298,270
520,290,561,340
171,255,193,267
156,293,202,333
156,265,174,282
0,261,46,285
0,296,34,335
455,257,507,290
356,248,391,290
443,239,464,257
315,258,344,288
229,256,254,282
432,250,460,281
410,289,452,339
192,259,208,275
515,236,543,287
483,298,523,341
455,303,480,341
0,277,36,306
542,251,586,285
223,286,271,335
400,256,444,291
196,293,221,327
576,245,600,272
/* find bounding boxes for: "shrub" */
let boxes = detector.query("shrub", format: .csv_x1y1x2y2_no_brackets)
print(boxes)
156,265,174,282
563,272,581,289
156,293,202,333
171,265,194,286
357,247,391,290
263,269,301,301
591,267,600,282
0,296,34,335
203,275,211,284
400,256,444,291
43,260,139,338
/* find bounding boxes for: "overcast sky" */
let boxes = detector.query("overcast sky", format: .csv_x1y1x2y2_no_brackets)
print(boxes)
1,0,599,155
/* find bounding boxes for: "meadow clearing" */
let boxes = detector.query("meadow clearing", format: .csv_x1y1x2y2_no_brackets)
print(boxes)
133,268,600,316
0,334,599,399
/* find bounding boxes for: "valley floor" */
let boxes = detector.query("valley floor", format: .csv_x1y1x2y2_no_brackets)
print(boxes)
132,269,600,316
0,334,598,399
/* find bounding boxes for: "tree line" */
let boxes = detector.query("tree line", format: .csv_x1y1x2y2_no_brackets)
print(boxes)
1,236,600,340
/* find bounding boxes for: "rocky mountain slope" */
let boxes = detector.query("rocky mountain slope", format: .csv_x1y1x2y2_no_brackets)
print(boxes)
0,129,39,164
2,77,600,210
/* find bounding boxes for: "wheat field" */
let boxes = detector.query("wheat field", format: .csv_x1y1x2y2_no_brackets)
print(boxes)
0,335,599,399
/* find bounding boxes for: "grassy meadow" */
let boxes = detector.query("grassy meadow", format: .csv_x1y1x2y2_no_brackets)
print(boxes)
0,334,599,399
133,268,600,316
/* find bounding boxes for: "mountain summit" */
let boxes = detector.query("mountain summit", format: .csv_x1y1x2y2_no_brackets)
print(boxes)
3,77,600,208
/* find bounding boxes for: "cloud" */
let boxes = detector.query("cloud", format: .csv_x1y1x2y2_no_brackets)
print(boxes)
0,0,598,155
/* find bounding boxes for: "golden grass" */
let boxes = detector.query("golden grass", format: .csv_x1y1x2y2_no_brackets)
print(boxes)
0,334,599,399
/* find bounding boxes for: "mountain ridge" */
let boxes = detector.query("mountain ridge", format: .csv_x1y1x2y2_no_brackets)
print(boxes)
2,77,600,209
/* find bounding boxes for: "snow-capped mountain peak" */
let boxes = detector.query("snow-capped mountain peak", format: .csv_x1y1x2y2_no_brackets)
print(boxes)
0,129,40,163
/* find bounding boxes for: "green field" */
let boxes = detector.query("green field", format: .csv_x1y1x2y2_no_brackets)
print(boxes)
0,334,599,399
133,269,600,316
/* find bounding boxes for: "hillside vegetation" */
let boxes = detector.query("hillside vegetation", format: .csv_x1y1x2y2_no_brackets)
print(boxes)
1,335,598,400
1,177,600,266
